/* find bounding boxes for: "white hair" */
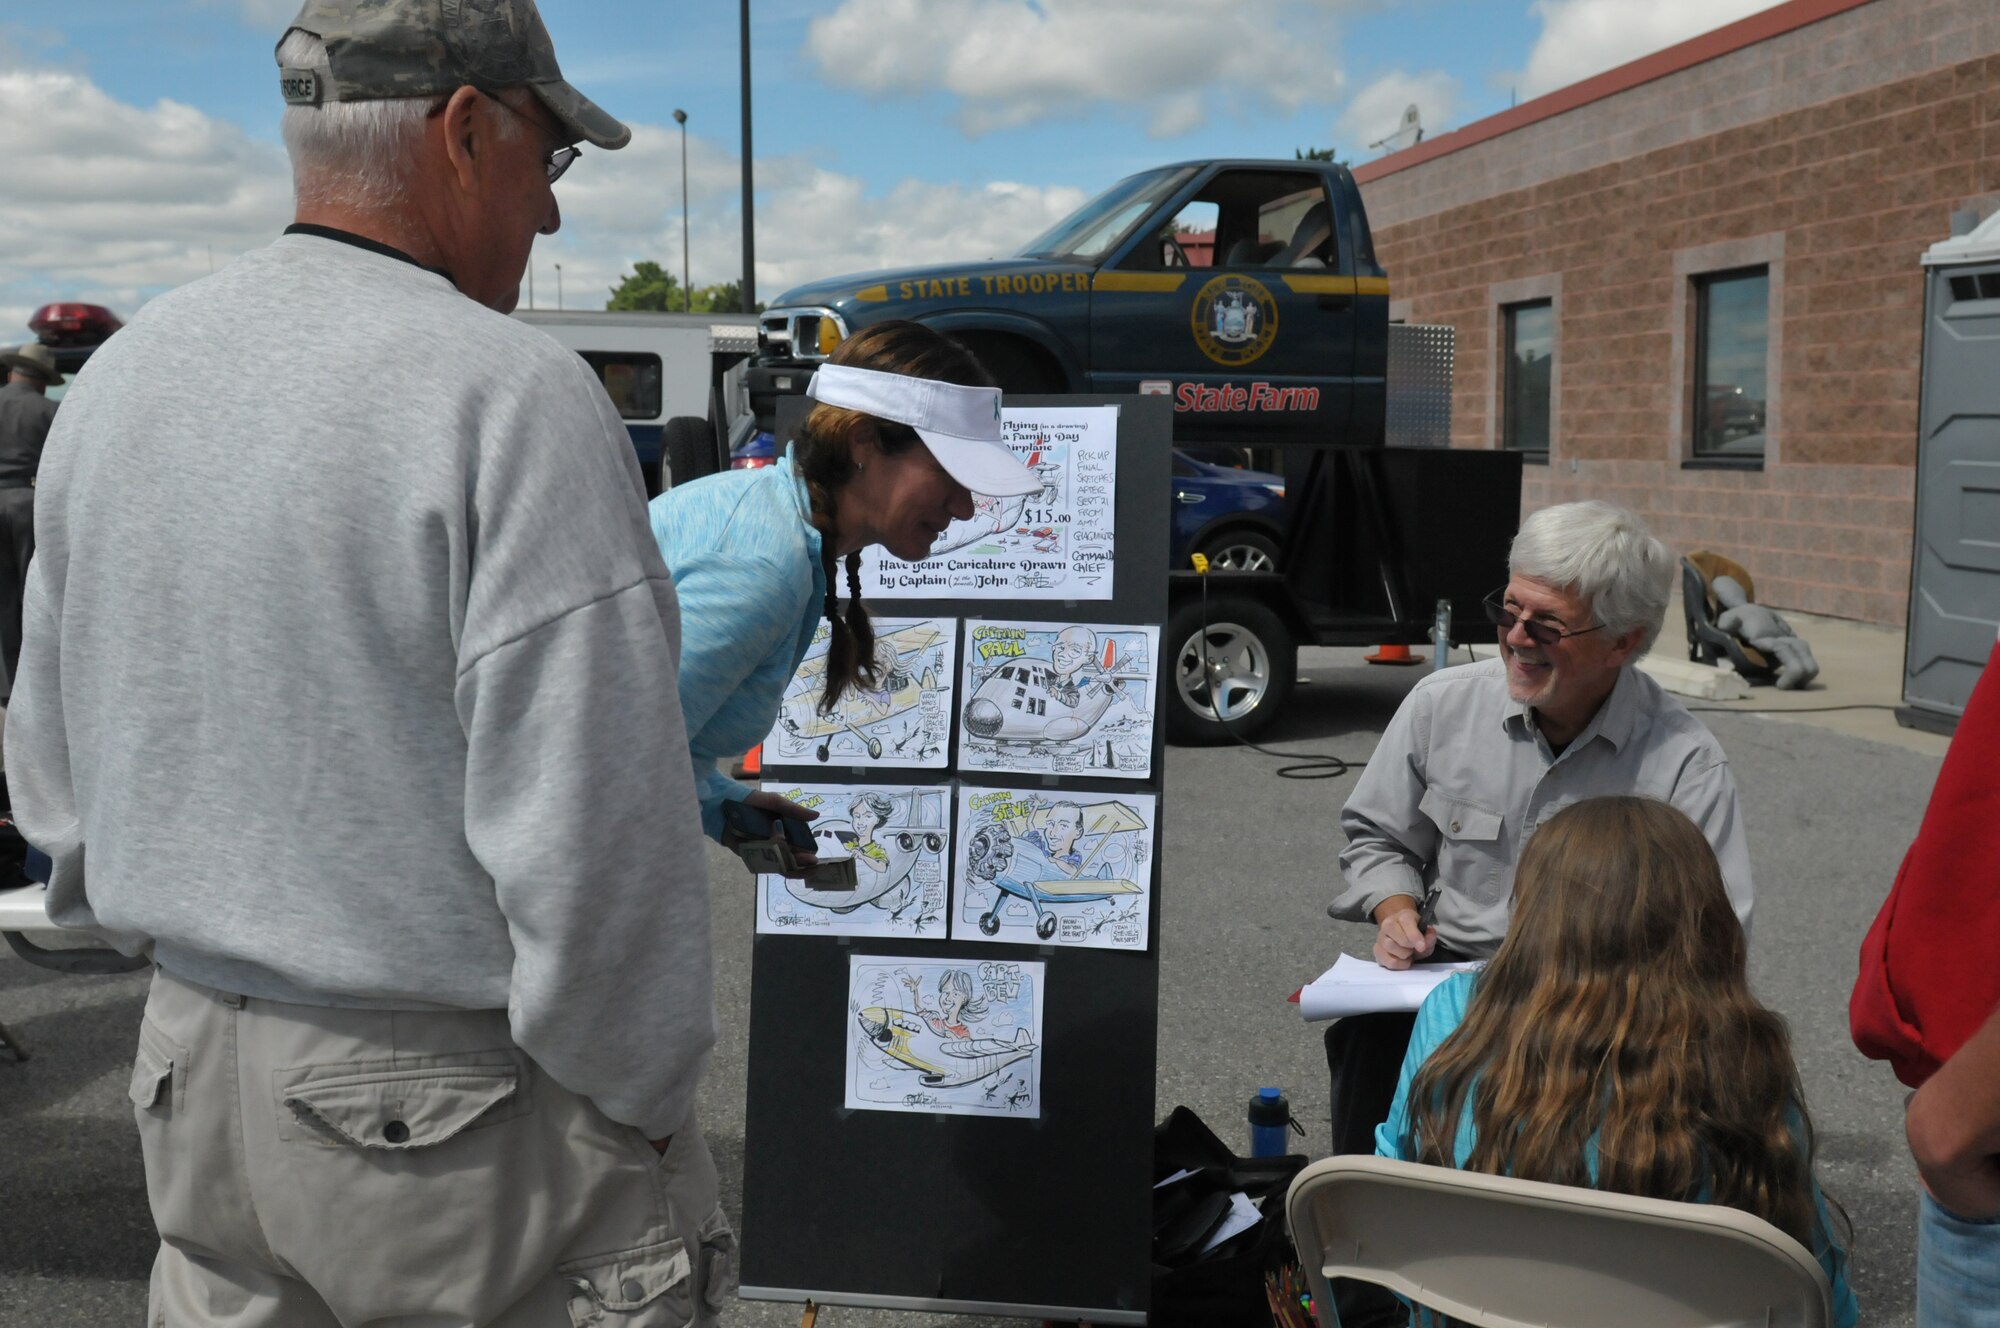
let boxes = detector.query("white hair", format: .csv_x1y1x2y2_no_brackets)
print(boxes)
277,29,521,211
1508,500,1673,655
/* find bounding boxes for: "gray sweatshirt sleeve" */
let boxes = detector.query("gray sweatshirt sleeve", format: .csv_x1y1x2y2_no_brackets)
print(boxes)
457,581,714,1139
453,353,715,1140
4,561,92,933
1332,683,1436,924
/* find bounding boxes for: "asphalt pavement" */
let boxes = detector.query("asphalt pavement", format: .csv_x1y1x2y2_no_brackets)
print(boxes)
0,645,1942,1327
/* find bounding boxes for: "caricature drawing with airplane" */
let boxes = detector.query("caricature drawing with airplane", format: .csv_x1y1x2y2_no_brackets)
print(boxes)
766,618,955,767
959,621,1160,778
954,788,1155,948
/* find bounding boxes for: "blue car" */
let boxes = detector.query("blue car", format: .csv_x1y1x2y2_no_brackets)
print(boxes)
1171,450,1286,572
729,432,1285,571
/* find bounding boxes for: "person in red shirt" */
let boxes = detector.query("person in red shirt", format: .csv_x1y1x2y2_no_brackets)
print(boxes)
1851,636,2000,1323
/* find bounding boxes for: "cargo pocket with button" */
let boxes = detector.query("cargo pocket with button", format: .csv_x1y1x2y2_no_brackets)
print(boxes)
558,1236,696,1327
129,1019,185,1115
280,1061,522,1150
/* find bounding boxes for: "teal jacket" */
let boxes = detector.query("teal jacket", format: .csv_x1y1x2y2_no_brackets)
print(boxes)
648,449,826,841
1377,973,1858,1328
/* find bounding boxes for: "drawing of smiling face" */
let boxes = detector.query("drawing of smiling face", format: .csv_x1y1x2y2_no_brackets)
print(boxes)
1044,804,1082,858
851,800,883,843
1052,627,1095,678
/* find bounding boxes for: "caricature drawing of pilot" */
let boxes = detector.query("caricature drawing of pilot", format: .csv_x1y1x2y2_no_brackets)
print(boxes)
848,791,895,876
1025,801,1085,871
1049,626,1098,707
901,968,986,1040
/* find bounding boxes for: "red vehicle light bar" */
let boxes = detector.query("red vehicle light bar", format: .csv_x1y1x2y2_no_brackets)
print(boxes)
28,303,124,347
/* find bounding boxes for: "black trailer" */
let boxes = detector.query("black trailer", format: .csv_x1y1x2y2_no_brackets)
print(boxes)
1165,444,1523,744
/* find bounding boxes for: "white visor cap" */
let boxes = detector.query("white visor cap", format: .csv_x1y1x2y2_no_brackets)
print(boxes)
803,363,1041,497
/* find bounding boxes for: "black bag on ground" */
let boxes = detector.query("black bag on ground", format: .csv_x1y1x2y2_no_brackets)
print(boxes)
1150,1105,1308,1327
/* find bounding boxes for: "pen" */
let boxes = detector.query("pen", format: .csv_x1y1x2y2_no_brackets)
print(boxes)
1416,885,1441,934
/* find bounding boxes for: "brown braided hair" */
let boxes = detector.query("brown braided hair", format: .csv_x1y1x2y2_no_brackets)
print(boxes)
795,320,994,714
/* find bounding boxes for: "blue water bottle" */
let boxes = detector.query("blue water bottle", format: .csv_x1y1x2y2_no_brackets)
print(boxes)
1248,1087,1292,1158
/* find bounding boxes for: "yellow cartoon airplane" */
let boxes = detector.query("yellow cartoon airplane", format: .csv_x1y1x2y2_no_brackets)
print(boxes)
853,1006,1037,1089
774,622,944,763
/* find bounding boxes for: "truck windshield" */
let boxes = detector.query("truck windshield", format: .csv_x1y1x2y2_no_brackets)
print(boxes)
1015,166,1196,263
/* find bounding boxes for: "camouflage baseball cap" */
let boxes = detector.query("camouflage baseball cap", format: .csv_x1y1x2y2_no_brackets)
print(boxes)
277,0,630,149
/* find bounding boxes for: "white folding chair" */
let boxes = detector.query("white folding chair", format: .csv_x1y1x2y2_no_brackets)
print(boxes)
1285,1154,1832,1328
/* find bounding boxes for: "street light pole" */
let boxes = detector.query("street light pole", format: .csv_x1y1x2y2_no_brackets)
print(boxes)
674,108,690,314
554,262,563,311
739,0,755,314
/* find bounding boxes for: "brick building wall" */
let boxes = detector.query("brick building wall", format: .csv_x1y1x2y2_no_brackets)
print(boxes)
1355,0,2000,624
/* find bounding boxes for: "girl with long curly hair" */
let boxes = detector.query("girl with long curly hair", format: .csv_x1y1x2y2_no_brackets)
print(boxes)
648,321,1037,847
1377,795,1856,1325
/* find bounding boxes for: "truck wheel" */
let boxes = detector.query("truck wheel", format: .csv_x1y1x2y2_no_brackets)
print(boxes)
664,415,719,488
1196,528,1280,573
1165,596,1295,745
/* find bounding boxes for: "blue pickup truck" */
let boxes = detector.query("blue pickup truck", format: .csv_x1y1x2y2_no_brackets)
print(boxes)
742,158,1389,449
717,159,1519,745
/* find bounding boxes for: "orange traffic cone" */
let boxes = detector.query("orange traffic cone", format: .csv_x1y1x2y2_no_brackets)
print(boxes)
734,744,762,779
1365,643,1425,666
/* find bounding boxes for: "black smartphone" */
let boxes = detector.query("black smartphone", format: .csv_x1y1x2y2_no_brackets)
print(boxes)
722,800,817,854
775,815,816,854
721,799,776,843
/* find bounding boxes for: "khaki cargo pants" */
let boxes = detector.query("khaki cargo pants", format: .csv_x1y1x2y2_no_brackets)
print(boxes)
131,968,735,1327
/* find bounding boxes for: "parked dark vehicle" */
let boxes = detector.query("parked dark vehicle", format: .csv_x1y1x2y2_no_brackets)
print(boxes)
1172,452,1285,572
667,159,1521,746
732,158,1389,455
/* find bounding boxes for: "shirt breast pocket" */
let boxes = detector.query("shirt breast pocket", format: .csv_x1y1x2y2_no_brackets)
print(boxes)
1418,787,1509,905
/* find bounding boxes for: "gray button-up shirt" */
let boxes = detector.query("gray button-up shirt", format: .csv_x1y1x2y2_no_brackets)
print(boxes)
1332,657,1753,957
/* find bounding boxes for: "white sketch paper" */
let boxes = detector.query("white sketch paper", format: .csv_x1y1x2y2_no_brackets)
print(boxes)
755,784,951,938
761,618,956,768
951,785,1156,951
859,406,1117,601
957,620,1159,779
847,955,1045,1118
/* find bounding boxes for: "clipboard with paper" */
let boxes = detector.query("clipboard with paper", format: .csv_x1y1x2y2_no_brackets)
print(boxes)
1293,953,1483,1022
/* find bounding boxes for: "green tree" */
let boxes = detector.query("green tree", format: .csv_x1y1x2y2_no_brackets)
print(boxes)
1294,146,1347,166
604,264,764,314
605,260,684,311
688,279,764,315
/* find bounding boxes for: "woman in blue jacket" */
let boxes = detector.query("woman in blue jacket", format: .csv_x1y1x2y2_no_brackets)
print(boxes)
1377,795,1858,1326
649,321,1038,844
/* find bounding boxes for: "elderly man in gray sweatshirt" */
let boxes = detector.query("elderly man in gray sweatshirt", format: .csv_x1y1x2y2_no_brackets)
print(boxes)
2,3,729,1324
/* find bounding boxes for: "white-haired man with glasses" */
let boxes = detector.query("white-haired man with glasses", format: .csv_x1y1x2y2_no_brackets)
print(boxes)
1319,500,1753,1325
5,2,732,1323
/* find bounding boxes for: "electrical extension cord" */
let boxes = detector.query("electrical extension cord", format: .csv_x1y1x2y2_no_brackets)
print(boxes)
1190,552,1361,780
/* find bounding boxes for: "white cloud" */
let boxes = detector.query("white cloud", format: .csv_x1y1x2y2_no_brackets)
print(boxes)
1337,68,1459,157
805,0,1351,138
1517,0,1787,100
0,68,294,320
0,60,1086,333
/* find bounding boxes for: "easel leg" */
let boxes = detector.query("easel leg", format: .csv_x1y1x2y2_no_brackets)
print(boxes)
0,1018,26,1061
800,1300,818,1328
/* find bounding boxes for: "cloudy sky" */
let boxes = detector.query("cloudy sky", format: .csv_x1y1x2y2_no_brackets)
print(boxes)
0,0,1786,335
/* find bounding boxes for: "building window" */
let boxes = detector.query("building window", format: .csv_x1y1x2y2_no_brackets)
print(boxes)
1502,300,1553,453
1693,268,1769,459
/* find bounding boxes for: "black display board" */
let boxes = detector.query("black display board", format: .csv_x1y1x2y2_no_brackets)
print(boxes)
738,395,1170,1323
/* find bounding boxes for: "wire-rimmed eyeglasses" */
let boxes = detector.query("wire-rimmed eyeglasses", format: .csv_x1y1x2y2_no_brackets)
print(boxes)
1482,589,1607,649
